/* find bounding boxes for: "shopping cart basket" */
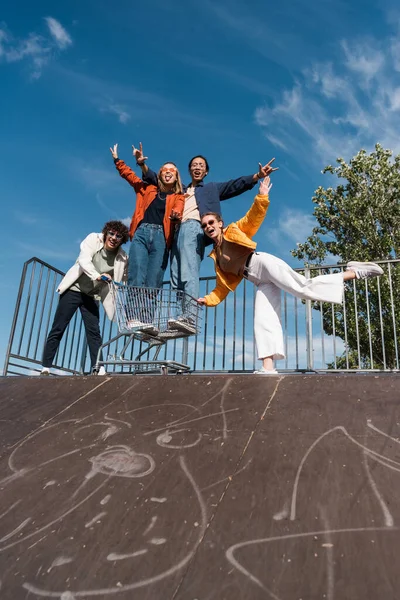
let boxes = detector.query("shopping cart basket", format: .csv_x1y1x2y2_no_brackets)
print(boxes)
94,282,202,375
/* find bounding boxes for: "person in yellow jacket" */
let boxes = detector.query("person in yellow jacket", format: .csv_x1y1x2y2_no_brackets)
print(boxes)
197,177,384,374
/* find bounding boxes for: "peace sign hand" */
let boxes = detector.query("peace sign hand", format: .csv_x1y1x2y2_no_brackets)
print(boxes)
109,143,119,160
132,142,148,165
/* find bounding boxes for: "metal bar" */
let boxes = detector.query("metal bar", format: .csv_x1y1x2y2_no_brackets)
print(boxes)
4,259,30,375
387,262,399,369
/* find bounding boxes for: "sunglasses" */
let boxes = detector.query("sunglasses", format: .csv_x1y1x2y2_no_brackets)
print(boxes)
201,219,216,230
107,231,123,240
160,167,177,173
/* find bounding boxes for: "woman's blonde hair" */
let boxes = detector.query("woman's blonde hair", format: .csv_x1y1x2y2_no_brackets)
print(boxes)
157,162,183,194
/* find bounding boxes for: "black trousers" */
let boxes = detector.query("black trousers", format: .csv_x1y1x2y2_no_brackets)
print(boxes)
42,289,102,369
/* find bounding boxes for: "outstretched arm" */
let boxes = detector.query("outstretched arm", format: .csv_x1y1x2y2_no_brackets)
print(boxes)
216,158,278,200
110,143,145,193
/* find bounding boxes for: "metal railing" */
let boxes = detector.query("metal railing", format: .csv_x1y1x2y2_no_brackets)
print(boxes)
3,257,400,376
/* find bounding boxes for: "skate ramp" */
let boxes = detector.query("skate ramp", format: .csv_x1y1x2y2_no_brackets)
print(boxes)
0,373,399,599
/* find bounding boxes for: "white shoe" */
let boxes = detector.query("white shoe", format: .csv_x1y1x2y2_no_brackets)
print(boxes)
40,367,50,376
254,367,278,375
168,317,196,334
98,366,106,376
126,319,153,331
346,261,383,279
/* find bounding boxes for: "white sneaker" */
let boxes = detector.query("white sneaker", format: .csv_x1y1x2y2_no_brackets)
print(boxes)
168,317,196,334
40,367,50,376
346,261,383,279
126,319,153,331
254,367,278,375
98,366,106,376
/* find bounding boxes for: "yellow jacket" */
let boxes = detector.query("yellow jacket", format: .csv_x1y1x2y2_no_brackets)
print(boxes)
203,194,270,306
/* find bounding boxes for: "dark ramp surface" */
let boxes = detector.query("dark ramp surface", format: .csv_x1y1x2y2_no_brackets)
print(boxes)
0,374,399,599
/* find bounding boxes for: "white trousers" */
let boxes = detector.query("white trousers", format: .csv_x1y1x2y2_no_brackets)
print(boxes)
246,253,344,361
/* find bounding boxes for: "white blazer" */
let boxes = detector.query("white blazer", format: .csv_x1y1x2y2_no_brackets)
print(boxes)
57,232,128,321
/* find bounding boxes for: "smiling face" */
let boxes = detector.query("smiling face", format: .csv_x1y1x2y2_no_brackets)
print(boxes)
159,163,178,187
201,213,223,244
104,230,123,251
189,156,208,184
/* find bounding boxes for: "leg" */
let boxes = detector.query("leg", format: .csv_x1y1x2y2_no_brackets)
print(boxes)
143,225,169,327
127,226,151,287
42,290,82,368
80,295,102,369
254,281,285,369
177,220,205,300
169,232,180,291
168,220,204,333
146,226,169,289
247,253,345,304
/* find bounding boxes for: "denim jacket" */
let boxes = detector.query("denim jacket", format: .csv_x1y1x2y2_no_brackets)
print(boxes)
142,168,256,216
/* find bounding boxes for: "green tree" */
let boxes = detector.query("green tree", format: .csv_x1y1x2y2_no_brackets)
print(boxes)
291,144,400,369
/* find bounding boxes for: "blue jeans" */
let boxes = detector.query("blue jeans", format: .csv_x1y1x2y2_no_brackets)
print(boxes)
170,219,205,307
128,223,169,288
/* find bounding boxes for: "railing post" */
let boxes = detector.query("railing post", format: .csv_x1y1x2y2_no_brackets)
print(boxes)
3,259,30,375
304,267,314,372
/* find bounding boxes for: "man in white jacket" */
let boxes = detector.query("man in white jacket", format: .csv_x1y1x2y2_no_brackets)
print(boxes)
41,221,129,375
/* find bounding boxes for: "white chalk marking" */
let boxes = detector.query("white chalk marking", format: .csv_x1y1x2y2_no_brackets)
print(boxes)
149,537,166,545
85,512,107,528
367,420,400,444
363,448,394,527
226,526,397,597
0,517,31,543
23,456,208,597
43,480,56,489
48,557,74,572
143,516,158,536
290,425,400,521
107,549,148,561
156,429,202,449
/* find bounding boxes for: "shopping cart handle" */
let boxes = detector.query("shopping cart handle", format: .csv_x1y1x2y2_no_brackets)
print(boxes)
101,276,125,287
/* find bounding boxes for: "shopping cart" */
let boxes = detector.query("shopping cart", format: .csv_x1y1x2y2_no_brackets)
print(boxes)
94,282,202,375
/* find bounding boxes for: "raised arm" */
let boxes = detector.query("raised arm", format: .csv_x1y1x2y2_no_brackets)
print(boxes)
217,158,278,200
132,142,149,176
110,143,145,193
234,177,272,238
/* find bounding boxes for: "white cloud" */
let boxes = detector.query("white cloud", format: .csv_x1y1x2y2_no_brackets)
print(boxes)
121,216,132,228
341,40,384,83
255,35,400,165
265,208,316,249
45,17,72,50
0,17,72,78
101,103,131,124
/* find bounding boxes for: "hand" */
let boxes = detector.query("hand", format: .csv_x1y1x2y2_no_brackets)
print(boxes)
132,142,148,165
197,298,207,305
110,143,118,160
97,273,112,282
169,210,182,221
257,158,278,179
259,176,272,195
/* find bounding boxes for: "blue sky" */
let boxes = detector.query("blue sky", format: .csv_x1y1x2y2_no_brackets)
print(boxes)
1,0,400,370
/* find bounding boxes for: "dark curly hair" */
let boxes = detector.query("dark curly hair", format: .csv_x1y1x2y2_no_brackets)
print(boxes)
102,220,130,245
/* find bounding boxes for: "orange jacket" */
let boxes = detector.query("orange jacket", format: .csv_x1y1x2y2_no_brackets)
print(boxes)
115,160,184,249
204,194,270,306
